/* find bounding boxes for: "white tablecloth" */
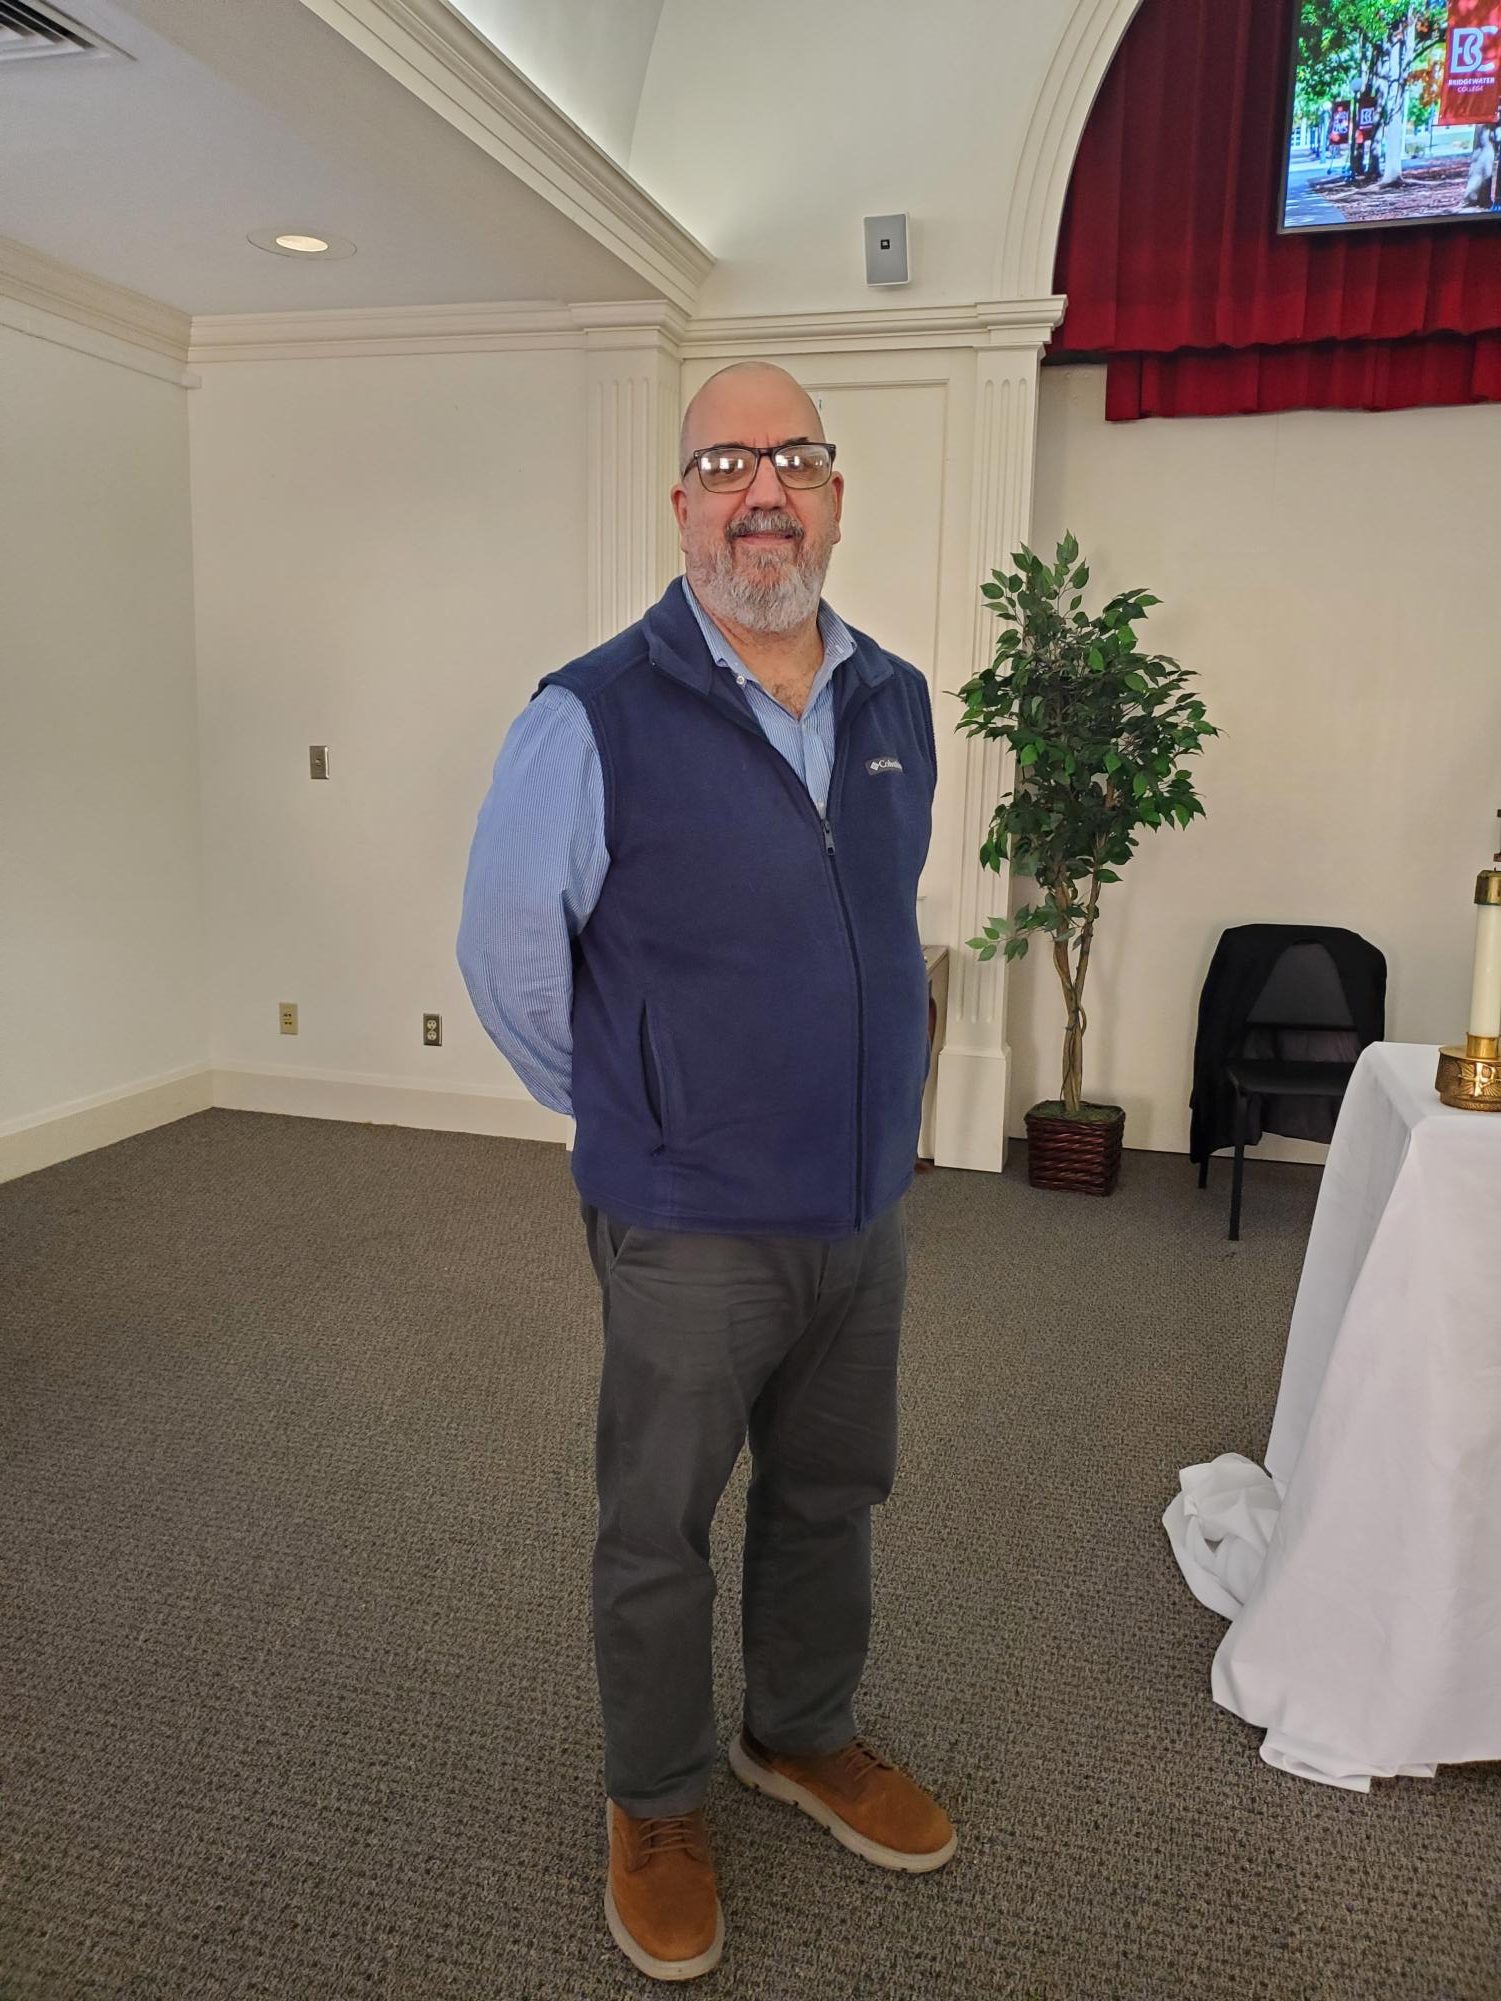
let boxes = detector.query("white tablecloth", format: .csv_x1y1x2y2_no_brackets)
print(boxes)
1164,1041,1501,1790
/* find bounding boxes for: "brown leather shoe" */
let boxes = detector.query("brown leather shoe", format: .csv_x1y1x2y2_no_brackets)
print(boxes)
604,1800,725,1982
729,1728,957,1873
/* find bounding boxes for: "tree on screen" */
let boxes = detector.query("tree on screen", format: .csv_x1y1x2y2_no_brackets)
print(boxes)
1297,1,1447,182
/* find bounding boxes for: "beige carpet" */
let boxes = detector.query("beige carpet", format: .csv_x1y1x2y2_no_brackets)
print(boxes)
1,1110,1496,2000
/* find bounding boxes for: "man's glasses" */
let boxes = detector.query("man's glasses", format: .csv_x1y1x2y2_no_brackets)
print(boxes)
682,440,837,493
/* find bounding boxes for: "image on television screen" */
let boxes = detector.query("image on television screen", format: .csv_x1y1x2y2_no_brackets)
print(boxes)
1282,3,1501,232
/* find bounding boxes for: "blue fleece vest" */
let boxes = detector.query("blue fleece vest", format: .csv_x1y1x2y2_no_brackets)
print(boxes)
534,577,935,1239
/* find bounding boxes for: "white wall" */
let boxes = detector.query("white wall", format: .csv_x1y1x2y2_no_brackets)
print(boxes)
451,0,668,169
187,347,589,1115
12,334,1495,1167
1017,364,1501,1153
0,325,205,1134
440,0,1092,316
631,0,1062,315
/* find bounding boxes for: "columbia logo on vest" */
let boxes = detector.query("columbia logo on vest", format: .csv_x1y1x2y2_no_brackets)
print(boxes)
866,756,903,775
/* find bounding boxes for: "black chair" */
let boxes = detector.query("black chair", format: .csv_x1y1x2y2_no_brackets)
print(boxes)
1191,929,1386,1240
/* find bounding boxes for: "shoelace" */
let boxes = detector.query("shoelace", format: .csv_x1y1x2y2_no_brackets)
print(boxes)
636,1813,709,1863
827,1739,895,1791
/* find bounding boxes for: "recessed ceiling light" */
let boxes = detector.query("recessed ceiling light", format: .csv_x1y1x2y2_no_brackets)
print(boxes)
247,227,357,260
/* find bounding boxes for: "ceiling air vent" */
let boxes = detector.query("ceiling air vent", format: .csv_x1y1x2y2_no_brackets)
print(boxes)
0,0,121,64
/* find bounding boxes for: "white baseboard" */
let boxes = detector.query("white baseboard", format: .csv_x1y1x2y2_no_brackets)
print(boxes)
0,1065,215,1184
0,1064,573,1185
210,1066,573,1145
6,1061,1317,1190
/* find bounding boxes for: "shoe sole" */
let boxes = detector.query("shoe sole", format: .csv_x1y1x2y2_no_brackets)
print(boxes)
603,1806,725,1982
728,1734,957,1874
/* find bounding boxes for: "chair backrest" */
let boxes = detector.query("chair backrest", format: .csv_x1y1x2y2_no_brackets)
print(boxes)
1245,940,1356,1031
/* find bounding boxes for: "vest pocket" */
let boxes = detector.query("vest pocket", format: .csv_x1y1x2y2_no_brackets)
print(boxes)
640,1000,670,1150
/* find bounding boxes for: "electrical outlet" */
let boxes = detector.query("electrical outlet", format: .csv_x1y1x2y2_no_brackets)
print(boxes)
423,1013,442,1046
309,746,329,779
279,1002,298,1035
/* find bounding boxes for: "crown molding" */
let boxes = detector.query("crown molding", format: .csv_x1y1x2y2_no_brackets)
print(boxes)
679,298,1068,357
0,233,194,382
3,242,1059,372
185,296,1065,365
569,298,688,352
292,0,713,315
187,296,688,364
190,299,575,364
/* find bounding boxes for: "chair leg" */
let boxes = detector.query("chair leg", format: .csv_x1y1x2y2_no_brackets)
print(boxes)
1229,1094,1249,1241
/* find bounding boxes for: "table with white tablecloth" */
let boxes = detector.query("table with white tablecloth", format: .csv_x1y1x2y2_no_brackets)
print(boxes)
1164,1041,1501,1791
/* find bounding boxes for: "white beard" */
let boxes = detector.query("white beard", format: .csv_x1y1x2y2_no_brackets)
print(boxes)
688,530,832,636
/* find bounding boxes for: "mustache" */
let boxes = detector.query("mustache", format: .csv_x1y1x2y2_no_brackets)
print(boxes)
727,510,804,541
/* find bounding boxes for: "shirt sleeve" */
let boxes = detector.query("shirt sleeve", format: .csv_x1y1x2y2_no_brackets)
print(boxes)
455,685,608,1119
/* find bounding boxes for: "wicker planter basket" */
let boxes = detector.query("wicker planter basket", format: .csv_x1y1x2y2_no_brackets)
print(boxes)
1023,1102,1125,1196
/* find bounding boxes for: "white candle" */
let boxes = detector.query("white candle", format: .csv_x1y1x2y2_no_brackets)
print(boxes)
1468,879,1501,1041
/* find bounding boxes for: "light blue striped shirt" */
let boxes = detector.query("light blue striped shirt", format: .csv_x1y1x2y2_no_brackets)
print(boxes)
456,575,857,1118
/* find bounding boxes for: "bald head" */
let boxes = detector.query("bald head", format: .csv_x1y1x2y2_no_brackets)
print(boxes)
678,362,824,470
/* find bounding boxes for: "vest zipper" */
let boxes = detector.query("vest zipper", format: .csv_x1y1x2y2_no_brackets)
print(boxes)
819,805,864,1232
709,675,880,1235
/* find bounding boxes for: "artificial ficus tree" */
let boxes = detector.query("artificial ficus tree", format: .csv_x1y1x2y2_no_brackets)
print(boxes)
954,535,1219,1119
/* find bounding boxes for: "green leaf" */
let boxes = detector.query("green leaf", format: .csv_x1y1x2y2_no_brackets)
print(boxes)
960,536,1211,891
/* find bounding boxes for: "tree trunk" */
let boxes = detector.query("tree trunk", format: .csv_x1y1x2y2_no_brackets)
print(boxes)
1051,935,1086,1117
1354,39,1381,181
1463,121,1499,207
1379,11,1416,188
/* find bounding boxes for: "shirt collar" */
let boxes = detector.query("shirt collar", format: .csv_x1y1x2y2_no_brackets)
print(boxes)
679,574,855,700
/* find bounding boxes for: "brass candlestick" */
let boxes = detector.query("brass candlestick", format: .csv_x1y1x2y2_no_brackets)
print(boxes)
1436,819,1501,1111
1436,1028,1501,1110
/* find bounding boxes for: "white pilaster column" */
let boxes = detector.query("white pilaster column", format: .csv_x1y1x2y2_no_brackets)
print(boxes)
933,300,1065,1172
573,302,687,643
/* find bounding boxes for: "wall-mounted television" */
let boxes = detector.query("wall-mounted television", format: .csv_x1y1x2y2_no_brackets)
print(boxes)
1281,2,1501,232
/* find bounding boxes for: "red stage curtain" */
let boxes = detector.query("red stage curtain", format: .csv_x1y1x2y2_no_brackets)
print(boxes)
1051,0,1501,417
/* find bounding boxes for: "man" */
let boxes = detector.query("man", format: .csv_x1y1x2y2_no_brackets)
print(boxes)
457,361,953,1983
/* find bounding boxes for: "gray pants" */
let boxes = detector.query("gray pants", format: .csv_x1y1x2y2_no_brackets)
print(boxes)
580,1195,908,1818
